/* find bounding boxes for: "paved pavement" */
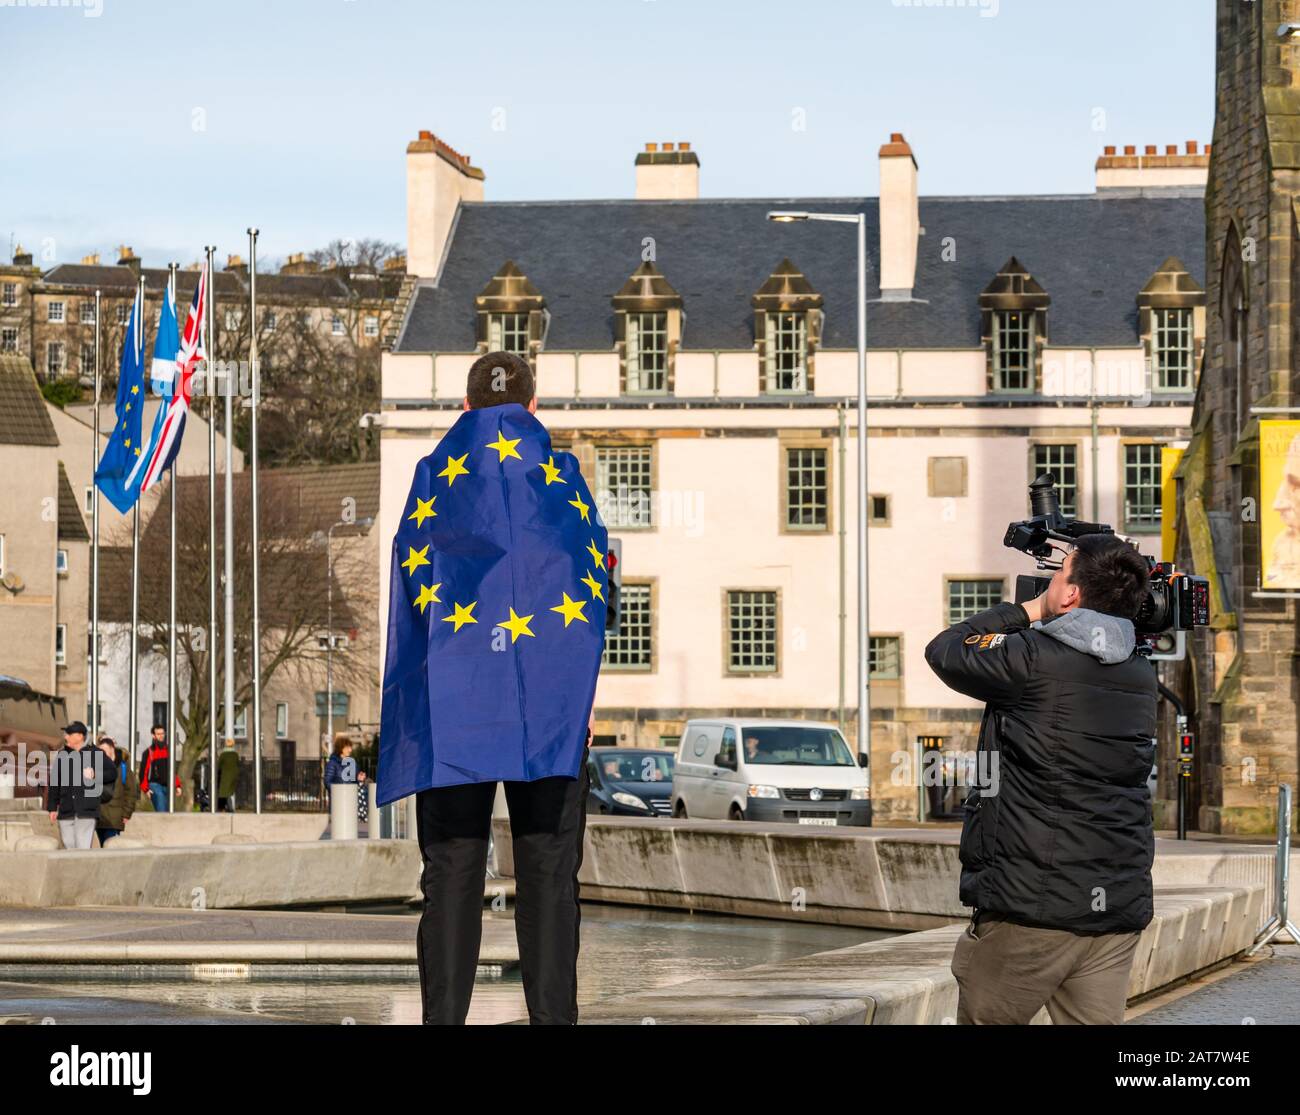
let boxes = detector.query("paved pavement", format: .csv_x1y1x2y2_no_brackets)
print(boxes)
1130,943,1300,1025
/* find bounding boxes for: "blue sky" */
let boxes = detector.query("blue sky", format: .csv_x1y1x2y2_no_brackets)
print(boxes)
1,0,1214,269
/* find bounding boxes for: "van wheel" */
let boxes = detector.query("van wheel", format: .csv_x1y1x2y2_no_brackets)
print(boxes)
673,800,687,818
728,804,745,822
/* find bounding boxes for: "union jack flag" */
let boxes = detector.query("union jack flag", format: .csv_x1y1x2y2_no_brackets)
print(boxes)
132,267,206,494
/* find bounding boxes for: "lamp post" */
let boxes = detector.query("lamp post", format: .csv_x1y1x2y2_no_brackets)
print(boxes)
324,516,374,752
768,210,871,793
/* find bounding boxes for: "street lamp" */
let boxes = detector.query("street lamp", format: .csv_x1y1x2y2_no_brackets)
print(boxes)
324,516,374,753
767,210,871,791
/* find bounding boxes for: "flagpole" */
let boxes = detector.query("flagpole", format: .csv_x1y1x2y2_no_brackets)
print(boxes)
167,264,179,814
206,247,218,814
127,275,144,776
247,228,263,815
90,290,101,745
222,254,235,799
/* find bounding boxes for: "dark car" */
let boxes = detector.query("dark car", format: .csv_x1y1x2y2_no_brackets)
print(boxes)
587,748,675,817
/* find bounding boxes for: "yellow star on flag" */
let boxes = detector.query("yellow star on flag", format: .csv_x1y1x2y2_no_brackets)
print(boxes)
442,600,478,632
124,438,131,447
498,607,535,643
539,456,566,486
581,570,605,602
550,592,589,627
133,448,141,456
486,431,522,463
586,539,604,568
401,544,430,575
130,384,139,395
438,453,470,487
412,582,442,615
568,493,591,523
407,495,437,527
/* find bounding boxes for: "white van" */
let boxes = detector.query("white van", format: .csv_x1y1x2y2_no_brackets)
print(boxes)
671,718,871,826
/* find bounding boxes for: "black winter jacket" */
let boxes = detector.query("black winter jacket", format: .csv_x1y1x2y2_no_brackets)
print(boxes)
46,745,117,821
925,602,1157,935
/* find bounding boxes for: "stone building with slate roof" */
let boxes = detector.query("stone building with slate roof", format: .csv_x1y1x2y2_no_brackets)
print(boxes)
1169,0,1300,835
0,355,90,723
381,130,1210,823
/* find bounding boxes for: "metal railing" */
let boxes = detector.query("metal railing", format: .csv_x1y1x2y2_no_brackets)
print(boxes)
1248,783,1299,955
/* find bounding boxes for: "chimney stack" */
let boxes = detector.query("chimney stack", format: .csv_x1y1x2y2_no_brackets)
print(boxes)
117,245,141,275
878,132,919,301
1095,141,1210,192
635,141,700,200
80,252,101,266
406,130,486,279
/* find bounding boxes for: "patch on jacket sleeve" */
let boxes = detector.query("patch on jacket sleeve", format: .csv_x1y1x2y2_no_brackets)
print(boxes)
965,633,1006,650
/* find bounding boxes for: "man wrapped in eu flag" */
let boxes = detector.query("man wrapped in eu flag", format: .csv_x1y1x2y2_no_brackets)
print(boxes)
379,351,607,1025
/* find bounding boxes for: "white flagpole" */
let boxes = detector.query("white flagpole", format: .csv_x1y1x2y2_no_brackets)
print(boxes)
206,247,218,813
222,255,235,796
167,264,179,812
90,290,101,744
247,228,263,814
127,275,144,773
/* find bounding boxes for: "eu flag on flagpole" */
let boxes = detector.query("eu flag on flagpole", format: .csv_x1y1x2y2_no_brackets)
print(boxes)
377,403,608,805
94,285,148,513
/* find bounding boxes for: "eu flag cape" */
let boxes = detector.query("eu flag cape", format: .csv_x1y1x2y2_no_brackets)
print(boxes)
378,403,608,804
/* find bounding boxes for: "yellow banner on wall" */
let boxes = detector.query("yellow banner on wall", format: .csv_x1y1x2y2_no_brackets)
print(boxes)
1261,419,1300,589
1160,446,1183,563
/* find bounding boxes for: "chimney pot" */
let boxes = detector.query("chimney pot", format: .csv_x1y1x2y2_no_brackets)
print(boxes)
679,142,690,151
645,143,658,153
1124,145,1137,155
663,142,674,152
1186,140,1199,154
1103,145,1116,155
890,132,904,143
1165,145,1176,155
1145,145,1157,155
418,130,432,141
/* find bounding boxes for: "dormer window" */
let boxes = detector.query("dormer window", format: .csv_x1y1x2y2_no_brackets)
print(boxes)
475,261,546,359
614,262,682,396
1138,256,1204,393
980,257,1050,394
753,259,823,395
625,311,668,392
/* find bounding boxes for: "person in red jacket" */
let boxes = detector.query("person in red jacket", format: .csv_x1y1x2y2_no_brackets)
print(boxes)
140,725,174,813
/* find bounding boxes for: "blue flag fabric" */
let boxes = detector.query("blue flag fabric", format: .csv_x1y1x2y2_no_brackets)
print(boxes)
377,403,608,805
94,287,148,513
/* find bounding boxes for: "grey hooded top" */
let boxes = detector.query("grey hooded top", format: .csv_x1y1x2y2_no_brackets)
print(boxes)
1036,607,1137,665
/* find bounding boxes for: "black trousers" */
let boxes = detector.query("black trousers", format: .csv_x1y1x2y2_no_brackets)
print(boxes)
415,760,588,1025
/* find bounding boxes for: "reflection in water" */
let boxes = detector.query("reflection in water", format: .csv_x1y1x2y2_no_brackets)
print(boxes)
4,904,891,1025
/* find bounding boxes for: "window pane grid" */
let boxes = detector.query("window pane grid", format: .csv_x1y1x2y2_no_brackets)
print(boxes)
947,580,1003,624
1154,307,1192,390
488,312,530,357
1032,444,1078,518
993,310,1033,391
765,312,807,393
596,446,653,528
1124,443,1162,528
626,312,667,393
602,583,652,670
869,635,901,679
727,590,778,673
786,447,828,529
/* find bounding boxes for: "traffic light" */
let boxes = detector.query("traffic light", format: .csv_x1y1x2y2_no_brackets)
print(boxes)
605,537,622,636
1178,731,1194,776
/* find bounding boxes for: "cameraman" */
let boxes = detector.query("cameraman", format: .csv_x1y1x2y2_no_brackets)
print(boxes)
924,533,1156,1025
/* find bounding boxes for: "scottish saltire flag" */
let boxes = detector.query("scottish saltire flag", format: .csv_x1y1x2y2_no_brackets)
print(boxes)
378,403,608,804
133,268,205,493
94,286,147,513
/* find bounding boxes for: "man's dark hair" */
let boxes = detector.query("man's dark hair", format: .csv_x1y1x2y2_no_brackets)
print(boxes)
1068,535,1150,619
466,351,535,410
151,724,165,733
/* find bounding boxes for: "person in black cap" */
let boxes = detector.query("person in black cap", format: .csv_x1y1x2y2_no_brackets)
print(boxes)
47,721,115,849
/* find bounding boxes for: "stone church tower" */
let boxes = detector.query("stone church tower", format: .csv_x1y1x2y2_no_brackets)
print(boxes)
1174,0,1300,833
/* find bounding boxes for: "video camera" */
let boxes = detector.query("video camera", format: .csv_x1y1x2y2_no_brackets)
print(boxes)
1005,474,1209,649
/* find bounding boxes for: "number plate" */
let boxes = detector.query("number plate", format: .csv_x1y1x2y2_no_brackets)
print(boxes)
798,817,837,826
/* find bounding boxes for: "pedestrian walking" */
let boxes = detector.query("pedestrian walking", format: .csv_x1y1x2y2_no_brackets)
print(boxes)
217,739,240,812
47,722,116,850
140,725,173,813
95,737,139,845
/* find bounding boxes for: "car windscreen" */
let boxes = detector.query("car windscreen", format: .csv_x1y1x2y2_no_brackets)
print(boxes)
594,752,675,783
739,727,855,767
